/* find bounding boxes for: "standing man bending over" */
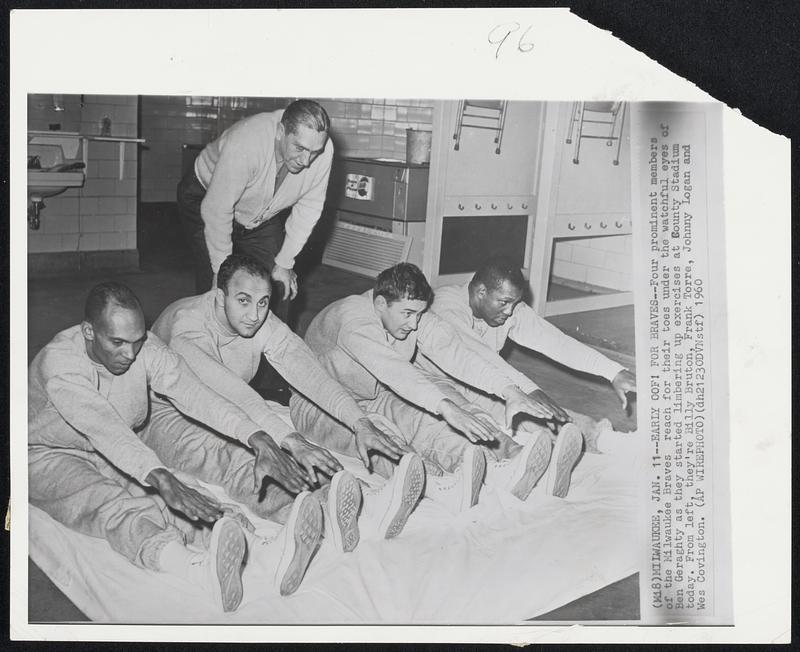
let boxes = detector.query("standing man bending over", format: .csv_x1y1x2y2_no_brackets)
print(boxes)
290,263,585,511
149,254,424,551
28,282,325,611
427,259,637,461
177,99,333,309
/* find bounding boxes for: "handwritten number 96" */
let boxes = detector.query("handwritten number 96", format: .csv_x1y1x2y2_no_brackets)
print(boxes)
488,22,534,59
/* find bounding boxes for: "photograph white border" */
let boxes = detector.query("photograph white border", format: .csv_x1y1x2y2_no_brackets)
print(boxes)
9,8,791,644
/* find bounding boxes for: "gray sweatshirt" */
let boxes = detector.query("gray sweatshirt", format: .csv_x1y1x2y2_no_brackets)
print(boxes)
303,290,537,415
430,283,624,382
151,291,365,444
194,111,333,273
28,326,263,485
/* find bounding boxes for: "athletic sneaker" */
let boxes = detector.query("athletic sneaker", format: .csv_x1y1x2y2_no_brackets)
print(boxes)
424,445,486,513
323,470,362,553
251,491,323,596
360,452,425,539
484,430,553,500
205,516,247,612
543,423,584,498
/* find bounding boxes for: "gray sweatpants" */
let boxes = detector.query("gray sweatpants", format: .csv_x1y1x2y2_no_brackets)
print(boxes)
289,371,518,475
138,402,296,521
28,445,194,570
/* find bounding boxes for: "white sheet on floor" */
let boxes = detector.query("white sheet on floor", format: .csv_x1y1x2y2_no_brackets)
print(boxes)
29,430,643,624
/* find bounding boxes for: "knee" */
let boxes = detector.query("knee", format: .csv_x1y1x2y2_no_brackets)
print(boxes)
288,394,315,431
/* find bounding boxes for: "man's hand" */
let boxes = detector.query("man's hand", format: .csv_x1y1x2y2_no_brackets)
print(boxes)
611,369,637,410
353,415,408,471
501,385,559,429
527,388,570,424
248,431,311,494
271,264,298,301
146,468,223,523
281,432,343,486
462,404,505,438
438,399,499,443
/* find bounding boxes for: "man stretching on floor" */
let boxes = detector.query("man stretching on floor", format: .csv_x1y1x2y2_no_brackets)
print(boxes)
149,254,425,552
427,259,637,478
290,263,585,511
28,282,325,613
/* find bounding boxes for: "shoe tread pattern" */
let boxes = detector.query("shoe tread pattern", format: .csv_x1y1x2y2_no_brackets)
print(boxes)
279,498,322,596
335,474,362,553
385,455,424,539
512,436,553,500
469,448,486,507
551,427,583,498
215,521,246,612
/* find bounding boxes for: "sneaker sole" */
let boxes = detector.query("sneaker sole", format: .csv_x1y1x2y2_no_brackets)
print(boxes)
461,446,486,508
328,470,362,553
276,492,323,596
511,433,553,500
545,423,583,498
380,453,425,539
210,517,247,613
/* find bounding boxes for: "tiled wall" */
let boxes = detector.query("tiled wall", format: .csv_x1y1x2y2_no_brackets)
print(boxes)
553,234,633,292
139,96,434,202
27,94,138,255
139,96,287,203
321,98,434,160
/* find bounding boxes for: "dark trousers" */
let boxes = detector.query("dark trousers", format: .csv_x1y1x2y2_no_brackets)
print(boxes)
177,169,290,393
176,168,290,324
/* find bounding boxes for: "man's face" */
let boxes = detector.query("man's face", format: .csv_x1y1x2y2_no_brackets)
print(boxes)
82,304,147,375
474,279,524,327
375,295,428,341
219,270,272,338
276,123,328,174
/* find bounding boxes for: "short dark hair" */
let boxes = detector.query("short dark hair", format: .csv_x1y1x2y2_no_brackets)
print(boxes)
217,254,272,294
84,282,142,324
469,259,527,294
374,263,433,306
281,99,330,135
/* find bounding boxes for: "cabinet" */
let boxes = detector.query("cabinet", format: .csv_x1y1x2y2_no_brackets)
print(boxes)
529,102,633,316
423,101,543,286
422,100,632,315
326,157,429,269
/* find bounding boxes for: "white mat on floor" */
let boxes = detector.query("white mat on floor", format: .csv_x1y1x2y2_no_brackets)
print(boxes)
29,434,643,624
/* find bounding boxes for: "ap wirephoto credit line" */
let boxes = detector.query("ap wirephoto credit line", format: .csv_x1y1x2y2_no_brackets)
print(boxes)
632,102,732,625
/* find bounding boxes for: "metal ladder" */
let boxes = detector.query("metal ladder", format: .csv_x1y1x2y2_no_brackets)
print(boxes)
452,100,509,154
565,101,627,165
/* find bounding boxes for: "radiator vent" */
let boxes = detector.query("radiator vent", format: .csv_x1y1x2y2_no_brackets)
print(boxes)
322,221,411,278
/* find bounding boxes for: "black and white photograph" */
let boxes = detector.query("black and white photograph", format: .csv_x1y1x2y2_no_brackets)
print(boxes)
25,94,642,624
9,7,790,644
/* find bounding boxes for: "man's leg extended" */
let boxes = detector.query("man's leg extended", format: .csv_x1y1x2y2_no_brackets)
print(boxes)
453,379,611,449
366,388,474,474
288,393,424,537
424,377,522,461
288,392,398,477
29,446,254,611
28,446,186,568
140,403,295,521
411,375,564,501
291,379,480,475
361,388,492,513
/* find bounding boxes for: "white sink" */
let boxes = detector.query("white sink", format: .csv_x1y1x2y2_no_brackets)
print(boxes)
28,169,85,200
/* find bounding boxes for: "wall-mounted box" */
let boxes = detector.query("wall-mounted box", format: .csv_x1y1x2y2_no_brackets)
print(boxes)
329,157,429,222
